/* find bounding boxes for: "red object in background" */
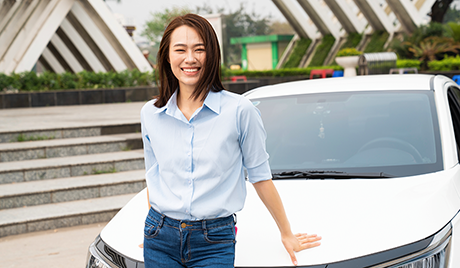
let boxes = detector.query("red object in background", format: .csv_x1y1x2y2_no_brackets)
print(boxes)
310,69,335,79
231,76,247,82
235,226,238,235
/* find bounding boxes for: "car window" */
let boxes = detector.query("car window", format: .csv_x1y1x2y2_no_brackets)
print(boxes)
253,90,442,177
447,86,460,161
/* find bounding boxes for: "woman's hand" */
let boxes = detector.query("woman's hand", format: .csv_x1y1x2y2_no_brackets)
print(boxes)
281,232,321,266
252,179,322,266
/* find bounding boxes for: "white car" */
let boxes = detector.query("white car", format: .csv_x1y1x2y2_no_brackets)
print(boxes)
86,74,460,268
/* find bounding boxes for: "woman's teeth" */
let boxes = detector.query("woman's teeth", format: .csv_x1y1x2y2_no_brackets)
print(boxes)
183,68,198,72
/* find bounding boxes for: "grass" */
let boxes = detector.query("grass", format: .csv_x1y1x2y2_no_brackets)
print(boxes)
91,167,117,175
309,35,336,67
283,38,312,68
122,145,132,151
14,134,55,142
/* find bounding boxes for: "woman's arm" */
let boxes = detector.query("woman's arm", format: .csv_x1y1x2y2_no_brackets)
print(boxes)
147,189,151,209
253,179,321,266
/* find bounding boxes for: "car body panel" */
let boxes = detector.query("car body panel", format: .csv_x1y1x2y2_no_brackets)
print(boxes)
433,75,460,170
95,74,460,267
100,188,149,262
244,75,433,100
235,169,460,266
100,167,460,266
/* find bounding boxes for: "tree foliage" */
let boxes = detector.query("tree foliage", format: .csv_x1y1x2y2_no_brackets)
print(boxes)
406,36,460,62
141,6,192,43
141,3,273,66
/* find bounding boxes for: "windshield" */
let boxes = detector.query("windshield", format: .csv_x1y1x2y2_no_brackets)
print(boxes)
253,90,442,177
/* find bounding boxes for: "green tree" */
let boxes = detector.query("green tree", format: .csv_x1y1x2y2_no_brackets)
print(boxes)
443,4,460,23
141,6,191,44
196,3,272,65
141,3,272,66
268,21,295,35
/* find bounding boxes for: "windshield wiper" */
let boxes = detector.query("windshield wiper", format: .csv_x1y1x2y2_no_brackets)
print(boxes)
272,170,394,179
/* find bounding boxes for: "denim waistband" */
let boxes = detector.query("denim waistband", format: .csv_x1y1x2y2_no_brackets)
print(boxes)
147,207,235,230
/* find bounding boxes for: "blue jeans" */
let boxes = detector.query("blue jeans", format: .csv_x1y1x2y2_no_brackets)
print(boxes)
143,208,236,268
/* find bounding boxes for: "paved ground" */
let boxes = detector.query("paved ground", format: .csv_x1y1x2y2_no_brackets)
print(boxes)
0,222,106,268
0,101,146,133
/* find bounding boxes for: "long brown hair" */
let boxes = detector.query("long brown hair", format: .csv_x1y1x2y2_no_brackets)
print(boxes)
154,14,224,108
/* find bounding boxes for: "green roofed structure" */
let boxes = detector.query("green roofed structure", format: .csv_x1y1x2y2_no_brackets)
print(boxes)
230,35,294,70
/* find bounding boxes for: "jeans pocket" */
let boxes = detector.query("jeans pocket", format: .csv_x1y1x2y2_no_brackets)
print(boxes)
144,216,160,239
204,223,235,244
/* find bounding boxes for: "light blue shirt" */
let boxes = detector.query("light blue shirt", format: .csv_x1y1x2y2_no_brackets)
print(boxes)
140,89,271,220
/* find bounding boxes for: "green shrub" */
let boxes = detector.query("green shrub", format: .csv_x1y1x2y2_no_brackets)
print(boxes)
336,48,362,57
448,22,460,42
396,59,421,69
0,69,155,92
224,65,342,78
428,55,460,71
282,38,312,68
309,35,335,67
364,31,389,53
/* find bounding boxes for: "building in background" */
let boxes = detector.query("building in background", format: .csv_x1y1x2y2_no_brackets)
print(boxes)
231,35,293,70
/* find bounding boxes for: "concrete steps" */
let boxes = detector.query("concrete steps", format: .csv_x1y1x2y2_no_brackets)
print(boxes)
0,169,145,210
0,133,142,162
0,123,141,144
0,103,147,237
0,193,136,237
0,149,145,184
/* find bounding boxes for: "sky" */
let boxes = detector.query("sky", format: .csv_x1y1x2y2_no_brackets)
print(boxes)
104,0,285,42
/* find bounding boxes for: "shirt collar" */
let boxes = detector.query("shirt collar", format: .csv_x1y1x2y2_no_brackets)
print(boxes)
154,89,221,118
203,90,221,115
154,90,178,115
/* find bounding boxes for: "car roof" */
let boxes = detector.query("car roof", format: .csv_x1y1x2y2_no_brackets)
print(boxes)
244,74,435,99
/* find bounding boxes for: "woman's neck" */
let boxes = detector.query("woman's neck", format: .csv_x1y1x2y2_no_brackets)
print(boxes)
177,87,204,121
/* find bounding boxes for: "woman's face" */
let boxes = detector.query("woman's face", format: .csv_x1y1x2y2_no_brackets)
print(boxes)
169,25,206,92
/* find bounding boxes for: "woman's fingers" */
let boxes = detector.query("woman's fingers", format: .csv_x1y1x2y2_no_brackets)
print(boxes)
293,233,322,251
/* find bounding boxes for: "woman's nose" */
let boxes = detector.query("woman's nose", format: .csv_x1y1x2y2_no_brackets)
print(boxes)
185,51,197,63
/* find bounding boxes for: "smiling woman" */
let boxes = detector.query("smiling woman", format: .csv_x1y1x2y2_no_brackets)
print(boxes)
154,14,223,109
140,13,321,268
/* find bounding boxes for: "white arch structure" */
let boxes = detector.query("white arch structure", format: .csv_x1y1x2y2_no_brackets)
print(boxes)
271,0,436,67
0,0,152,75
273,0,436,37
0,0,439,73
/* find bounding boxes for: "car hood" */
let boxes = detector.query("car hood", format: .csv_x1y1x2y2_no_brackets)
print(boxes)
100,168,460,266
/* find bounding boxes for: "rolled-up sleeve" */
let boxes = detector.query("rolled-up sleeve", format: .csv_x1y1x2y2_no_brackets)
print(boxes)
237,97,272,183
141,106,157,172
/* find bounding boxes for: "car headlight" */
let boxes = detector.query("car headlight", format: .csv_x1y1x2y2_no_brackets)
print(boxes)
86,236,115,268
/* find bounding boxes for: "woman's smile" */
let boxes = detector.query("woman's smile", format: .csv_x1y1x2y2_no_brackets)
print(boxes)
181,67,201,75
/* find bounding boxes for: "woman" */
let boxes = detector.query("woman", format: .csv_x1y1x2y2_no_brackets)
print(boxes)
140,13,321,268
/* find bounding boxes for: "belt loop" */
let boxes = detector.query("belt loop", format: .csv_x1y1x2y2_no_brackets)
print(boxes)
233,214,237,225
159,213,165,228
202,219,206,230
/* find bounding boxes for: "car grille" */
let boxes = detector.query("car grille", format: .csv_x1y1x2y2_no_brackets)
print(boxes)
96,237,144,268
